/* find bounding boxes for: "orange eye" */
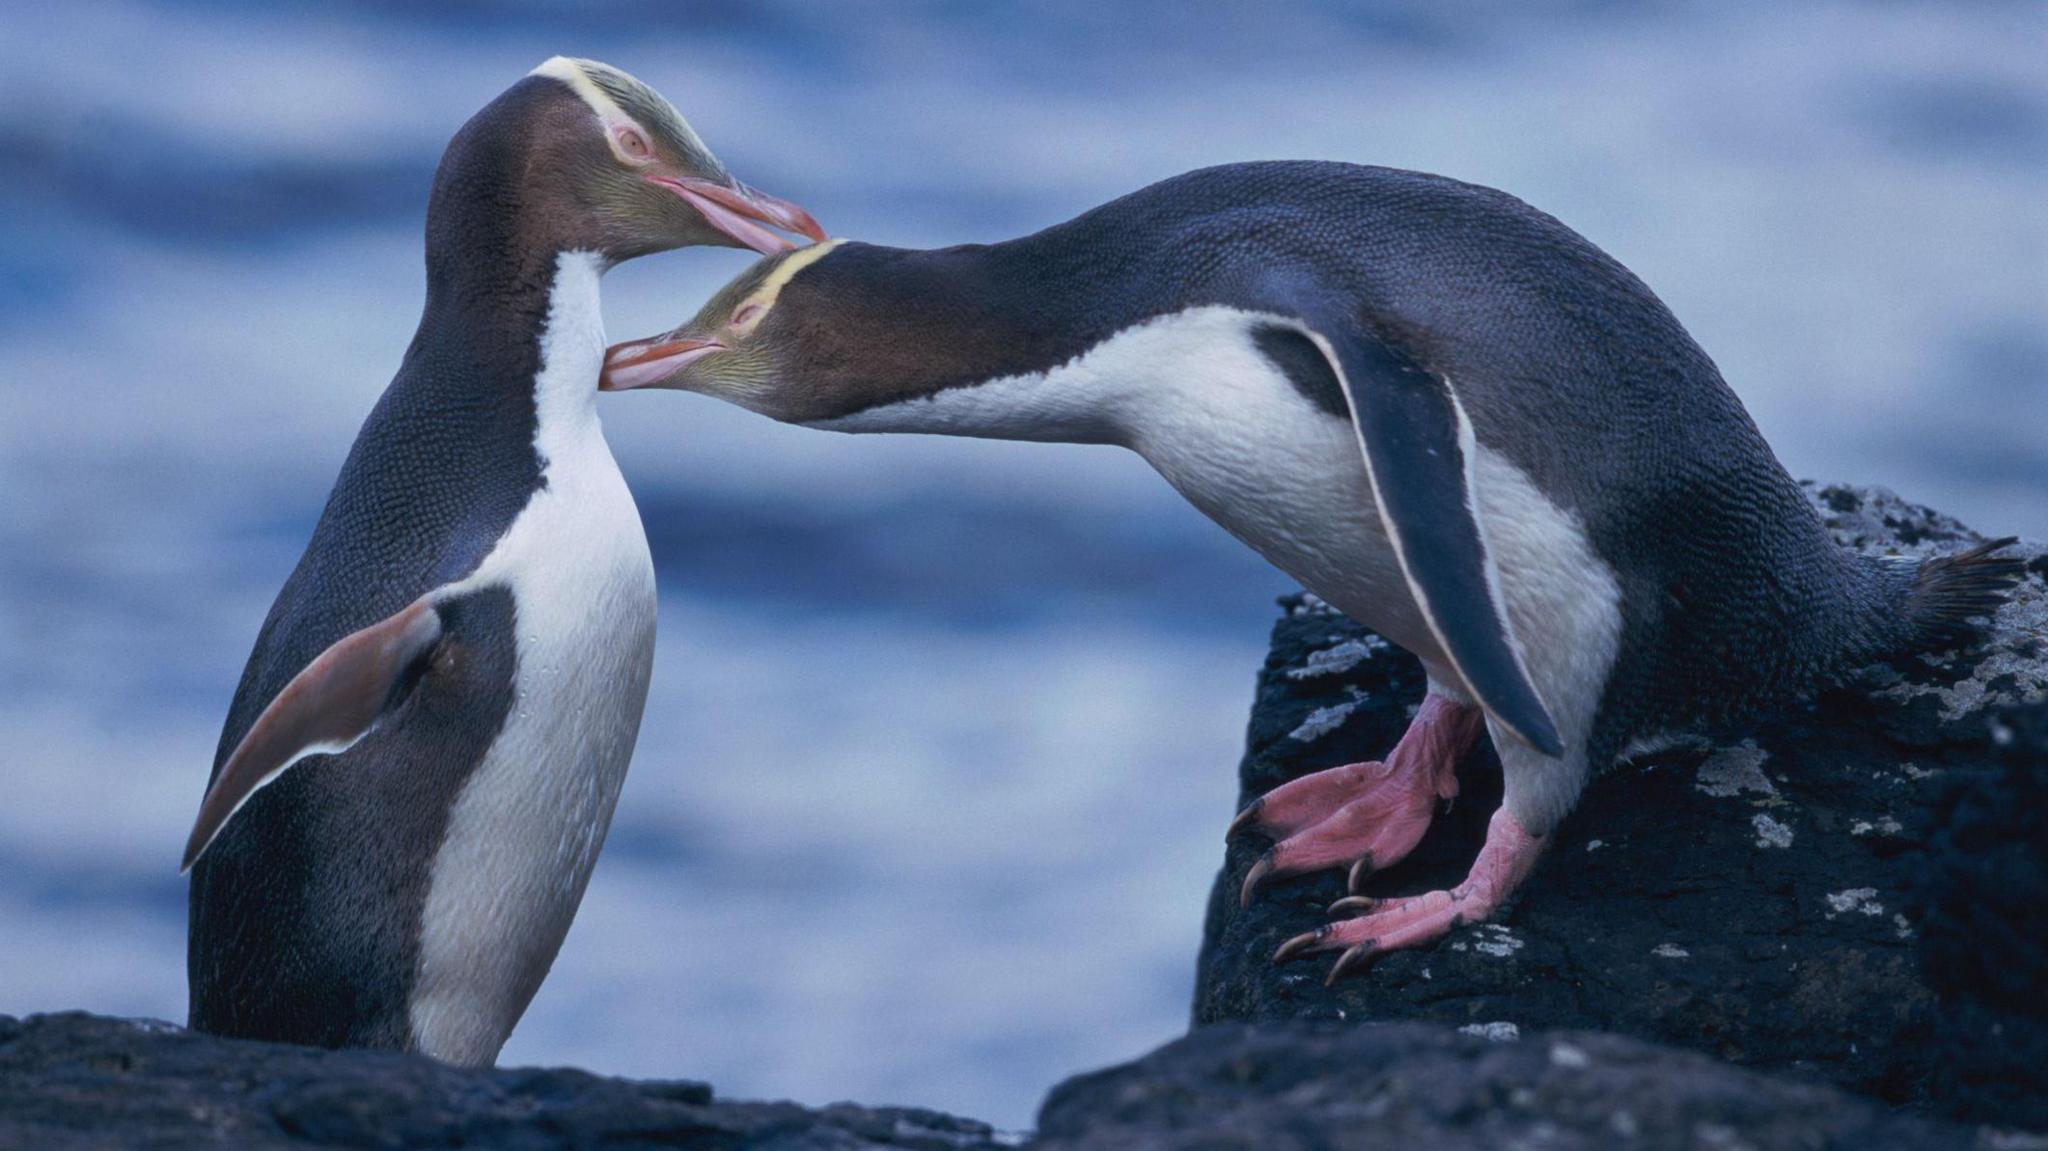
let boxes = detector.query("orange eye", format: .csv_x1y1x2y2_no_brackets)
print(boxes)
731,303,764,328
617,128,651,160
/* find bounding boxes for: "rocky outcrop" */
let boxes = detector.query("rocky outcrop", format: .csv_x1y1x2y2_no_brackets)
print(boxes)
1038,1021,1978,1150
1911,699,2048,1128
0,1011,1006,1151
0,1011,1992,1149
1196,484,2047,1130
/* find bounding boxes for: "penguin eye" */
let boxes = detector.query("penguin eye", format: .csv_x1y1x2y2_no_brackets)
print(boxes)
731,302,764,329
616,127,652,161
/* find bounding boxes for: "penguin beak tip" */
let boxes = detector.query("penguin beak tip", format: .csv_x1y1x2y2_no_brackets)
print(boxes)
648,175,822,255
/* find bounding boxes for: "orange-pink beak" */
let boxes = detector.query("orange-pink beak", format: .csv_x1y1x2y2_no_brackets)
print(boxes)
647,174,825,255
602,335,725,391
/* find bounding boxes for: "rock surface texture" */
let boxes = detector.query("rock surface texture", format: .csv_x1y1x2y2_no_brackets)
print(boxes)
0,1012,1992,1149
0,1012,1005,1151
1036,1021,1979,1150
4,483,2038,1147
1197,484,2047,1130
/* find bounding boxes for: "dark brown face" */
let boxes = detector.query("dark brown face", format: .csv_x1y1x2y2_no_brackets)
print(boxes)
512,56,823,262
597,243,839,419
600,240,1088,425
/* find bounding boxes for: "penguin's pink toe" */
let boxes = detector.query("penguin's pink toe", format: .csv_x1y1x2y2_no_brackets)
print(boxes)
1272,807,1551,982
1229,694,1482,904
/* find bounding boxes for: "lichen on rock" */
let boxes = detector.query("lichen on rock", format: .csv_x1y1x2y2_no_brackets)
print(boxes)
1195,484,2047,1131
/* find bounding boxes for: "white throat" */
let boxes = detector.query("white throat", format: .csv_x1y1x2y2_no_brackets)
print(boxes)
801,311,1249,445
410,247,658,1067
531,250,608,445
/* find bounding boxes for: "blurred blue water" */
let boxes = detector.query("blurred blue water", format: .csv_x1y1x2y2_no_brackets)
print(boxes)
1,0,2043,1131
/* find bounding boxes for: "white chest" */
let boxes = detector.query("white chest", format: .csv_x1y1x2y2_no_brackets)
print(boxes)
813,304,1627,823
1112,312,1441,664
818,307,1441,663
409,252,657,1065
1106,312,1624,806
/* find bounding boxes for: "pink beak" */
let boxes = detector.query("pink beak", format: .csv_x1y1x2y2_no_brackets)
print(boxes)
602,335,726,391
647,174,826,255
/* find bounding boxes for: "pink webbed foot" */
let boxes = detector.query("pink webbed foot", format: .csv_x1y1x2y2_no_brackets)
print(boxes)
1274,807,1548,983
1232,695,1483,906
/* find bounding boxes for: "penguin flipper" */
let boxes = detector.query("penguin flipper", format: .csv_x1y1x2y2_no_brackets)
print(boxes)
1301,319,1564,757
182,595,446,872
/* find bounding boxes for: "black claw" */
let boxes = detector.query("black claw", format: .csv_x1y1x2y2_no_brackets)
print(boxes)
1325,942,1375,985
1273,927,1327,964
1346,854,1375,894
1239,852,1276,909
1225,797,1265,841
1328,895,1377,917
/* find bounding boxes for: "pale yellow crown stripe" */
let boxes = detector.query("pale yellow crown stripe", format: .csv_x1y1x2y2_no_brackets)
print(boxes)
528,56,715,165
739,239,846,326
530,56,633,126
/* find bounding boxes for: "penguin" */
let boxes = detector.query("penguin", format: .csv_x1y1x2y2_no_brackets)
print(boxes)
597,162,2021,981
182,57,823,1062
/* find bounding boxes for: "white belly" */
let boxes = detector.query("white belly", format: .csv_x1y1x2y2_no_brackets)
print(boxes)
407,251,657,1065
818,305,1448,669
1124,311,1625,828
1122,313,1626,820
812,303,1624,829
1118,314,1447,669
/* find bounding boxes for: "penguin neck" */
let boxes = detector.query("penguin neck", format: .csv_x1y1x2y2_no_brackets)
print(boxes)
405,233,609,439
526,249,609,444
796,242,1154,445
405,114,614,424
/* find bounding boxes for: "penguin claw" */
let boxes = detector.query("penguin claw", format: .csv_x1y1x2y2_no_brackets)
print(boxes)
1328,895,1378,917
1225,798,1265,841
1239,852,1276,908
1273,927,1328,964
1280,809,1551,983
1325,943,1375,985
1346,855,1374,893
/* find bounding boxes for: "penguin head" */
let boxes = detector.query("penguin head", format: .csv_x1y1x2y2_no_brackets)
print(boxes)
600,239,851,420
453,57,823,263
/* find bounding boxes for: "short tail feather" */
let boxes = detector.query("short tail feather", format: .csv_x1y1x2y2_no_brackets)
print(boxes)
1906,537,2024,649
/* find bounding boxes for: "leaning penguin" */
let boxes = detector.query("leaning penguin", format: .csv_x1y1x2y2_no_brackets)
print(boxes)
181,58,822,1061
600,161,2020,982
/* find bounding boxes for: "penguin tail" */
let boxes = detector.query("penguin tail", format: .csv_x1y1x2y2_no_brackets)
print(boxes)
1904,537,2025,650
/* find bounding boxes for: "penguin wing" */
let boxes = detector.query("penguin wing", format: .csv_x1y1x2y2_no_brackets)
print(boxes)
181,594,446,871
1298,317,1564,757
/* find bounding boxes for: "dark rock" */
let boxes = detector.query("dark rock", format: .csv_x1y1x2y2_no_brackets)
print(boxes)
1036,1021,1975,1149
3,1011,1998,1149
1193,484,2048,1128
0,1012,1004,1150
1908,698,2048,1130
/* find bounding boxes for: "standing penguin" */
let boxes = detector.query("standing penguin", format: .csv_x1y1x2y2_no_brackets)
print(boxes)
183,57,822,1062
600,162,2019,980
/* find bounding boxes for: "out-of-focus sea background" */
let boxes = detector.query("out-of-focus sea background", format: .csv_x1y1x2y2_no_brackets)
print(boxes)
1,0,2042,1131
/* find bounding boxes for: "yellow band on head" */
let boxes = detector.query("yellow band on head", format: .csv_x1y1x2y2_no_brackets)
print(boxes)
743,239,845,325
530,56,631,125
529,56,716,167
